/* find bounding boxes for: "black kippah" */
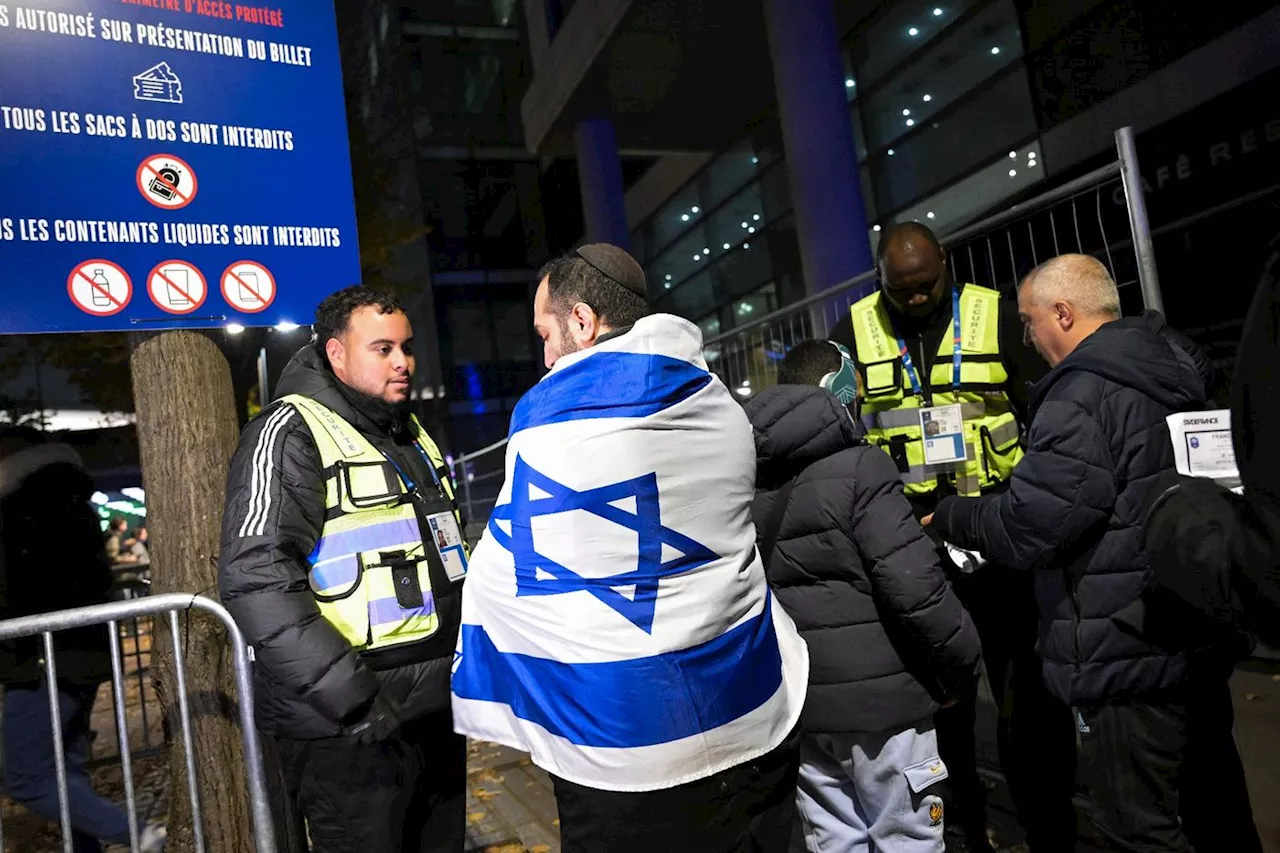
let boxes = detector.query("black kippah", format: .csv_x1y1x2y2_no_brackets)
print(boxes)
575,243,647,297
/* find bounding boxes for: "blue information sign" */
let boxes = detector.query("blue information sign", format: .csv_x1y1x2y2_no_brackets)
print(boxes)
0,1,361,334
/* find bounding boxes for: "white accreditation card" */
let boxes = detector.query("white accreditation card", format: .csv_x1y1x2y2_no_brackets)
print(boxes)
427,511,469,581
919,404,968,466
1166,409,1241,490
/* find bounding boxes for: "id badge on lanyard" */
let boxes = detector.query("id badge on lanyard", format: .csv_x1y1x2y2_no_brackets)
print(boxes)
900,287,971,469
390,447,469,582
427,512,468,581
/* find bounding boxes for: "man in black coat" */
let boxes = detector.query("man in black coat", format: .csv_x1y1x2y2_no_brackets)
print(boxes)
746,341,981,851
218,288,466,853
1145,234,1280,645
0,443,165,851
928,254,1260,853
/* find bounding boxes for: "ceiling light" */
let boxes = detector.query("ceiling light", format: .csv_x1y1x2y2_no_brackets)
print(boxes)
743,242,750,249
226,323,246,335
694,254,701,261
91,492,109,505
742,221,749,228
723,242,731,249
742,379,751,387
748,226,756,233
846,78,855,88
926,211,936,219
703,248,710,255
735,385,751,398
933,7,943,15
1009,169,1017,177
906,119,915,127
691,206,699,213
753,214,761,221
665,273,672,280
681,214,690,222
888,149,895,156
664,282,671,289
903,108,911,116
1027,151,1037,160
274,321,300,332
1009,151,1017,158
908,27,919,36
991,46,1000,54
751,156,759,164
922,94,932,102
873,224,882,232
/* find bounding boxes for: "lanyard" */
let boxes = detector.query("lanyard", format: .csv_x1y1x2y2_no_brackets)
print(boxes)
897,286,962,401
388,441,445,500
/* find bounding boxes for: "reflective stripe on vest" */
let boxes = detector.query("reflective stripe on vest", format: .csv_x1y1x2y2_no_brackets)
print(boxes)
849,285,1025,497
279,394,463,651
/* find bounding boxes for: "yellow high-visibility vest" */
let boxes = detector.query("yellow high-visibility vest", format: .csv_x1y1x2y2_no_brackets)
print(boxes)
848,285,1024,497
280,394,466,650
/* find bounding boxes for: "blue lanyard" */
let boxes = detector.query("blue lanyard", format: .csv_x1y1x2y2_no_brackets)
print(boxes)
388,441,445,497
896,286,962,401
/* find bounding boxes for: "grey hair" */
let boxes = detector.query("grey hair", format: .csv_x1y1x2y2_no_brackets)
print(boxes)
1019,254,1121,319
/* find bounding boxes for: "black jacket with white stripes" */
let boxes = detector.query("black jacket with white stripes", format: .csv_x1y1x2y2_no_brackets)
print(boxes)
218,346,463,739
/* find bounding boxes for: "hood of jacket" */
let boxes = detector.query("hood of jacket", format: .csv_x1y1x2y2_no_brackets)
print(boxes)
0,444,85,500
274,345,409,438
746,385,864,486
1030,318,1205,420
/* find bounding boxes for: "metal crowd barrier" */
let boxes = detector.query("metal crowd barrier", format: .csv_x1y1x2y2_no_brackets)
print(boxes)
0,593,276,853
450,126,1164,527
705,126,1162,395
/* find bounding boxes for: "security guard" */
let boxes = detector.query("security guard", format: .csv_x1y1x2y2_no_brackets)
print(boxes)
219,286,468,853
830,223,1074,853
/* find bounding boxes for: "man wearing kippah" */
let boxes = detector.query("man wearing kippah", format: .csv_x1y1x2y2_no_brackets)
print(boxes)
452,245,810,852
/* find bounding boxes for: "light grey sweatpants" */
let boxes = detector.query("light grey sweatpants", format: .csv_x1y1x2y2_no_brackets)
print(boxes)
794,721,948,853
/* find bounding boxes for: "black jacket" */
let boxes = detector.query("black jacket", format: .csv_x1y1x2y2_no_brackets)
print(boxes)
1145,235,1280,646
746,385,981,735
933,319,1211,705
0,445,114,686
218,347,463,739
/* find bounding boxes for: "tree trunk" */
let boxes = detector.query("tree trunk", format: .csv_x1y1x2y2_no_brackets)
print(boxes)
128,330,255,852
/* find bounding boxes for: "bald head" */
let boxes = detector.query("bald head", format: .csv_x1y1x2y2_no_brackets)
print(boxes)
1017,254,1121,366
877,222,949,318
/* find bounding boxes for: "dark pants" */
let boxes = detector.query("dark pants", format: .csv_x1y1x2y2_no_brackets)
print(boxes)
274,709,467,853
1079,678,1260,853
3,681,131,852
552,725,801,853
935,563,1078,852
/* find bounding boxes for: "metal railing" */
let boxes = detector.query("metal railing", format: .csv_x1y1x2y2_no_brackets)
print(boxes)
450,127,1164,524
707,126,1162,394
449,437,508,536
0,594,276,853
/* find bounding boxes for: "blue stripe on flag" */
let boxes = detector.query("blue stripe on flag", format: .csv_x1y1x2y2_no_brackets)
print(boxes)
452,594,783,748
509,352,711,436
308,518,421,565
369,594,435,627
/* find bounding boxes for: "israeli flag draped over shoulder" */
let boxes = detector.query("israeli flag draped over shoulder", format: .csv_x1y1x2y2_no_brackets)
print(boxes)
452,314,809,792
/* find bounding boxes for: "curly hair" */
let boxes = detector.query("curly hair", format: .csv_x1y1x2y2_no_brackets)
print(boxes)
313,286,403,352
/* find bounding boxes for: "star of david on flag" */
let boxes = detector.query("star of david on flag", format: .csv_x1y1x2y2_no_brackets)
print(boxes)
486,454,718,633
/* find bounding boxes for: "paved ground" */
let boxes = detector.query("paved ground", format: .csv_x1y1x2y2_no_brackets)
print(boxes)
1,617,1276,852
460,659,1280,853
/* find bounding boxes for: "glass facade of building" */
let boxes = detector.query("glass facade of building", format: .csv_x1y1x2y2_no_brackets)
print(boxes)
629,0,1048,337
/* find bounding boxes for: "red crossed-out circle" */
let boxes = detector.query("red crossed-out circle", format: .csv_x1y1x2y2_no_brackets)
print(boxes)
67,259,132,317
